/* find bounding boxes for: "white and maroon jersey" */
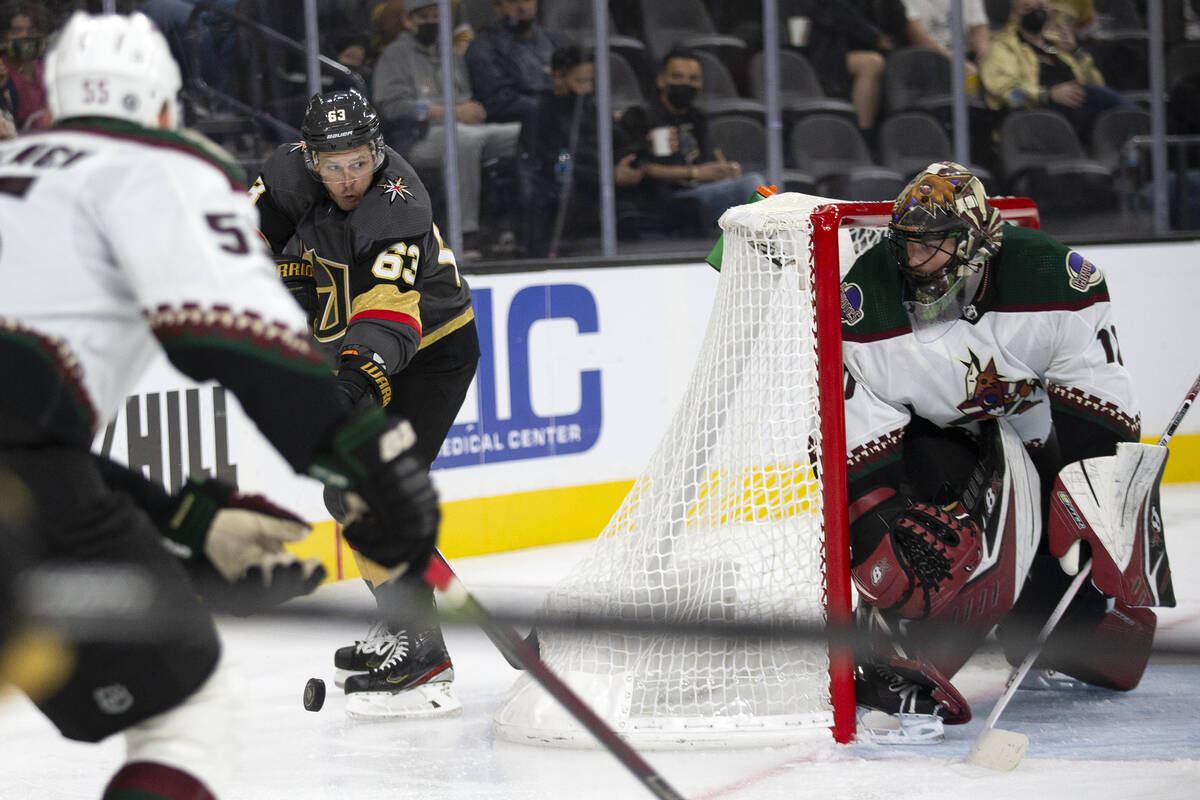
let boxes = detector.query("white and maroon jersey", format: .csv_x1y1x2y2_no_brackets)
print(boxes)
0,119,344,467
840,224,1140,492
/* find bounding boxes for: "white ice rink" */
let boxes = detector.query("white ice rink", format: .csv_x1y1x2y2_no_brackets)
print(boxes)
3,485,1200,800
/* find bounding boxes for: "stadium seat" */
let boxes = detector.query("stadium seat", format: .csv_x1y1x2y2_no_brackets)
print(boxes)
877,111,993,184
706,113,817,193
640,0,749,76
692,49,767,121
883,47,954,116
747,50,857,126
998,109,1116,210
788,113,906,197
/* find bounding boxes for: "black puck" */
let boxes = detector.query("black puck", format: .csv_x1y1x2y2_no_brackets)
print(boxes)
303,677,326,712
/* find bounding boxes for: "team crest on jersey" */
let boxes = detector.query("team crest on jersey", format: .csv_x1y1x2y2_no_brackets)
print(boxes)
380,177,414,204
93,683,134,715
1065,250,1101,292
288,141,307,153
841,282,864,325
956,349,1041,419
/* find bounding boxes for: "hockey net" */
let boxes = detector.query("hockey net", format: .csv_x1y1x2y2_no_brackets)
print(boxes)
493,192,1040,749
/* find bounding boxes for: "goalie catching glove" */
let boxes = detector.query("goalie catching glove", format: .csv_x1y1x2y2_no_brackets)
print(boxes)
852,500,982,619
160,477,325,615
307,407,439,575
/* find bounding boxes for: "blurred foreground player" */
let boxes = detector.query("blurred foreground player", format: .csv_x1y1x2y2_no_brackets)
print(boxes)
250,88,478,719
0,12,439,797
840,162,1169,742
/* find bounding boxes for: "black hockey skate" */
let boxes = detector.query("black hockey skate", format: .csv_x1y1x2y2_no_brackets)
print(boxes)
854,654,970,745
333,620,401,688
343,626,460,719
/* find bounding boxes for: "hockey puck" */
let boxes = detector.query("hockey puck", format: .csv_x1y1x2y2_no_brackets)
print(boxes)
303,678,325,712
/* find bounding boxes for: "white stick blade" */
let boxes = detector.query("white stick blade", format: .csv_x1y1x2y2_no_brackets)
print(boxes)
967,728,1029,770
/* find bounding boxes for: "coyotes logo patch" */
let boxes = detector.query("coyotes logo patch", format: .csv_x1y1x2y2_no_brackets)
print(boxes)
1065,250,1102,292
955,349,1041,419
841,282,864,325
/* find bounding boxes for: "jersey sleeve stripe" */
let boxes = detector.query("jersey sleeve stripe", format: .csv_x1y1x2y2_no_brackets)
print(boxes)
348,308,422,336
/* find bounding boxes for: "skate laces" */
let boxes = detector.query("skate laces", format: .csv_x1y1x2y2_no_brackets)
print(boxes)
370,630,411,674
354,620,399,658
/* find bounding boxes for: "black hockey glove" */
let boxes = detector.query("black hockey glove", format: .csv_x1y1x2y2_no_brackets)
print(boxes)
275,255,319,325
336,345,393,410
160,478,326,615
307,407,439,573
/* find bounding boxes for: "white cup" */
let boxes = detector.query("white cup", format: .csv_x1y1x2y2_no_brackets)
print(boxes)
788,16,811,48
649,126,673,157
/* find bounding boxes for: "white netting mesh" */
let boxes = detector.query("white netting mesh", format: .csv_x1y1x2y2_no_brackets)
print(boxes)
494,194,889,748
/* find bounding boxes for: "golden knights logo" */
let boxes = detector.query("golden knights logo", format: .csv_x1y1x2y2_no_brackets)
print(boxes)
379,177,414,204
955,349,1041,419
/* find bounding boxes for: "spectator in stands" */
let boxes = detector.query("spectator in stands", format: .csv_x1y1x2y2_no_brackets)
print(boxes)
0,0,49,131
373,0,520,258
465,0,568,126
901,0,992,84
141,0,239,96
788,0,898,134
633,46,765,235
517,45,644,257
0,56,15,139
980,0,1133,143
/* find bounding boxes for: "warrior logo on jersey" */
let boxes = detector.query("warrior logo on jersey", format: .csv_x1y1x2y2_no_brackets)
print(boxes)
841,281,864,326
1065,250,1101,292
380,177,414,204
956,349,1040,419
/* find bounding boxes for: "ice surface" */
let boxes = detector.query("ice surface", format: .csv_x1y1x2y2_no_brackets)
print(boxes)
3,486,1199,799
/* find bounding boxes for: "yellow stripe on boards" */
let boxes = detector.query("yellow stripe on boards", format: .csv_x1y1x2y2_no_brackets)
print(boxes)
286,434,1200,584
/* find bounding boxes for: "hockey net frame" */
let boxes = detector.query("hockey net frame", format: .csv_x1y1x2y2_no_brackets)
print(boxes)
494,194,1041,749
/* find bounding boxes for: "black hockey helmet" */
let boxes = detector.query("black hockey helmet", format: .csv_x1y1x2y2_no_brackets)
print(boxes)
300,88,385,173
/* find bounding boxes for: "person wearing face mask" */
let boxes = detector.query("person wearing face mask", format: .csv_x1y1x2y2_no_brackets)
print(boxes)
373,0,521,259
464,0,568,126
979,0,1132,143
0,0,49,131
633,46,765,236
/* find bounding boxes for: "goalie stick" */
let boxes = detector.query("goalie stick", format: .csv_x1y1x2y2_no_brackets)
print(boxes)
420,553,689,800
968,370,1200,771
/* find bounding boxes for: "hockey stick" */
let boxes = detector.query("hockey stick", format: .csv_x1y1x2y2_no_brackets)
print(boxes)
968,371,1200,770
421,554,689,800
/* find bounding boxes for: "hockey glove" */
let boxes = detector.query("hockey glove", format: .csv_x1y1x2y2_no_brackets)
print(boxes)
275,255,319,325
161,478,325,613
852,501,981,620
307,407,439,573
336,345,393,410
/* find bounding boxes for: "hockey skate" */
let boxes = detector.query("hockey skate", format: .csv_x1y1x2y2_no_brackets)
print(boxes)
343,625,461,720
333,620,401,688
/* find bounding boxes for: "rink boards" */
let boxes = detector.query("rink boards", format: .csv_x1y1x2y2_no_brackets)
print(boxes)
93,240,1200,579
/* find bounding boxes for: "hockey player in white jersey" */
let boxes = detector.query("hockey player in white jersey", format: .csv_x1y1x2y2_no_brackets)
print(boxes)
0,12,439,799
840,162,1169,741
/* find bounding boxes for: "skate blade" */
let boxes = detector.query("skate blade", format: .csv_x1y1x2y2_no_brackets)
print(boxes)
1017,669,1086,691
858,710,945,745
345,681,462,720
967,727,1029,770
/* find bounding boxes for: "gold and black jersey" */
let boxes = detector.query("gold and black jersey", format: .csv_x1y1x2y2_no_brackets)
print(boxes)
251,142,473,372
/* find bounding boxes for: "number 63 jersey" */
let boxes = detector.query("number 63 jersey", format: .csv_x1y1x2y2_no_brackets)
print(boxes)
250,141,473,373
0,120,336,459
840,224,1141,485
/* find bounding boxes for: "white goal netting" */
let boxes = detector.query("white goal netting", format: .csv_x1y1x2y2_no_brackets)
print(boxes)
493,193,890,749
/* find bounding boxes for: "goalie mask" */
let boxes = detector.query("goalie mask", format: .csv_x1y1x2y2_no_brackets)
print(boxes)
888,162,1004,325
300,88,385,178
44,12,182,130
